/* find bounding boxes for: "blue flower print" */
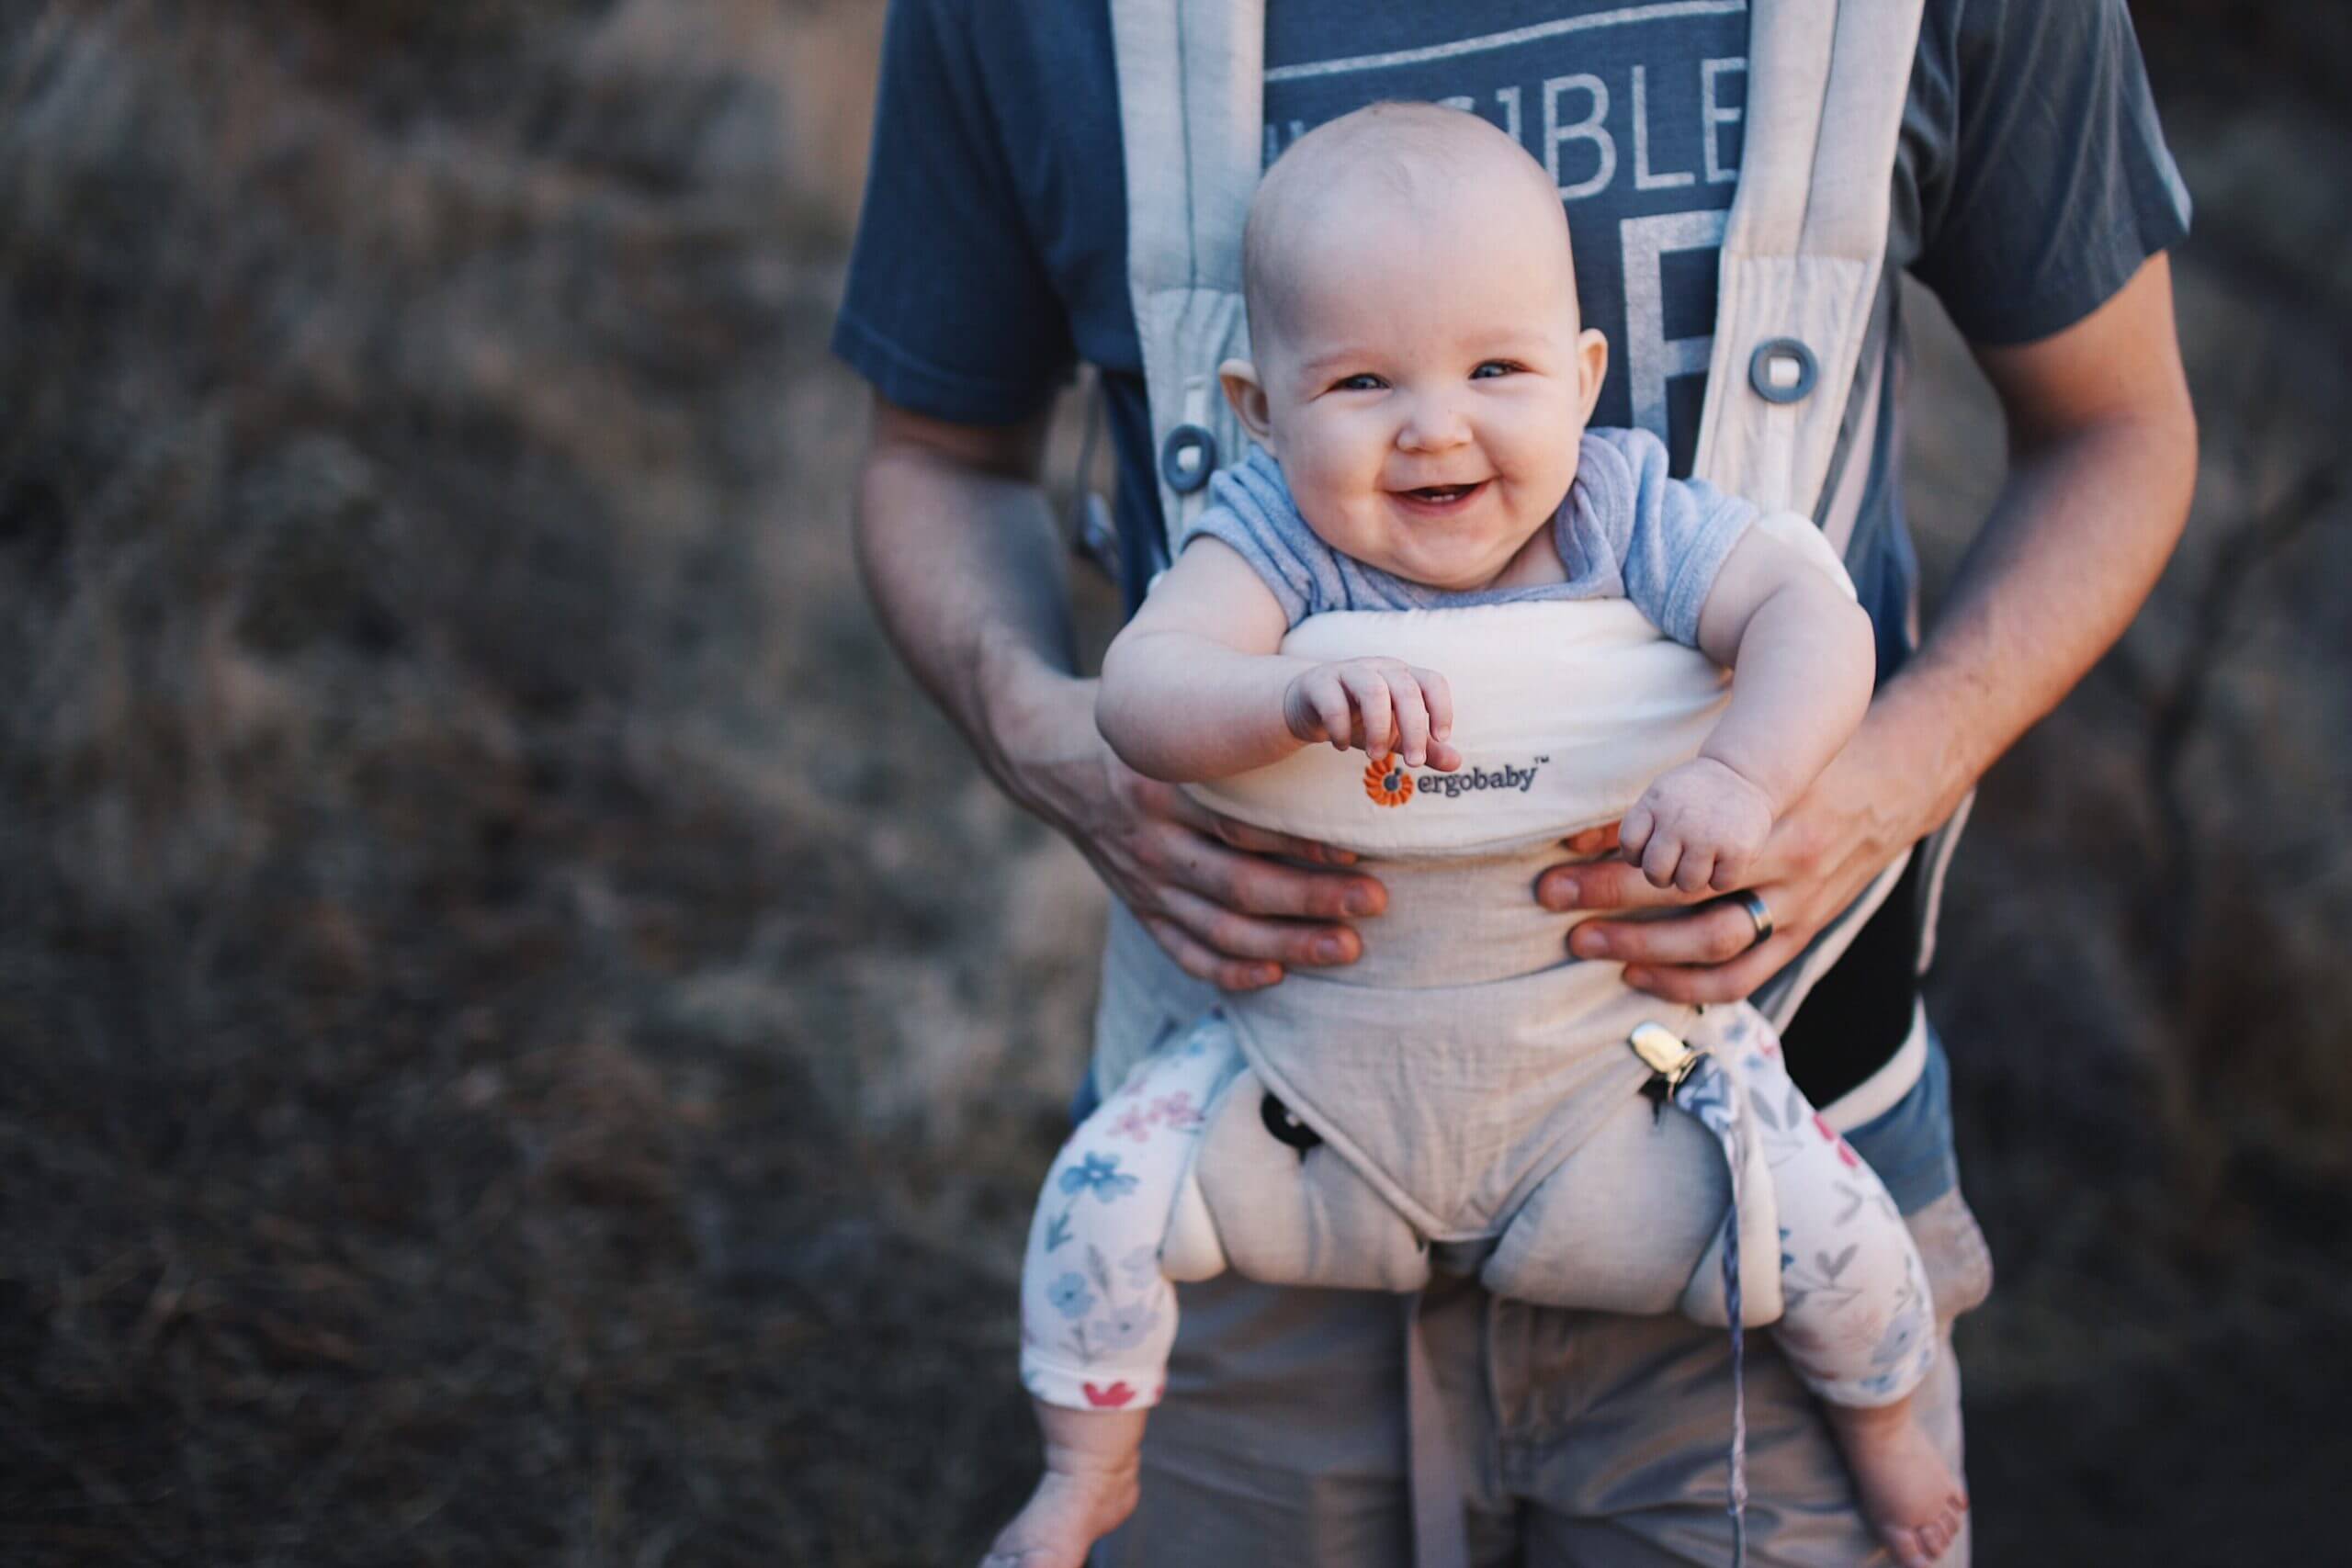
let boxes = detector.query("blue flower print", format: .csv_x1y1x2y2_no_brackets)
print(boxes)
1047,1272,1095,1320
1120,1244,1160,1290
1091,1303,1162,1353
1058,1151,1139,1203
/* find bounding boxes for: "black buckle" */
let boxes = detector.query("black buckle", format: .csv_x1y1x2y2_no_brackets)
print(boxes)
1260,1091,1323,1155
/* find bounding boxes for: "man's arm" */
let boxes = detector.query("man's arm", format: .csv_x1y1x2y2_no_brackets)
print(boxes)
853,393,1385,990
1541,254,2197,996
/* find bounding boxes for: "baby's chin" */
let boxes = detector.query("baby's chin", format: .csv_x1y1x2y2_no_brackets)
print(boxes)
1378,538,1545,594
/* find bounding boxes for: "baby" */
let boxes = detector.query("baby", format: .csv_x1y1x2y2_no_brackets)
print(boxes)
985,104,1967,1568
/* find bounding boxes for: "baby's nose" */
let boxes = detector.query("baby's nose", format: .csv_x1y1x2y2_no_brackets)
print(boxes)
1397,397,1470,450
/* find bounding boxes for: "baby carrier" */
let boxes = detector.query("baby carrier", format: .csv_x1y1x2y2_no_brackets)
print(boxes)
1094,3,1960,1562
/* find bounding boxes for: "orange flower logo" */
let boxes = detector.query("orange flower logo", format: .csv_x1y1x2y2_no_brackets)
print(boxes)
1363,755,1415,807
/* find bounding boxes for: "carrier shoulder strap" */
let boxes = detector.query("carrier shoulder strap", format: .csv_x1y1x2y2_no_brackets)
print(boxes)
1111,0,1261,570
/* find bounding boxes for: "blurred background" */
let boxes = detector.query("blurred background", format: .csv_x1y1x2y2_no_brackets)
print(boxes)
0,1,2345,1562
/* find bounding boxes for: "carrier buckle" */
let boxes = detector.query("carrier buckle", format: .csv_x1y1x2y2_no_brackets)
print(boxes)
1630,1022,1704,1122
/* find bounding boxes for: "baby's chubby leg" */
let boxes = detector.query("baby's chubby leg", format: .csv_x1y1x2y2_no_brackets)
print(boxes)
982,1404,1147,1568
991,1020,1246,1568
1713,1008,1966,1565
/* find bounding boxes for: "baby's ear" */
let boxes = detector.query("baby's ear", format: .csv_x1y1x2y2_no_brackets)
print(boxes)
1573,328,1609,423
1219,359,1274,444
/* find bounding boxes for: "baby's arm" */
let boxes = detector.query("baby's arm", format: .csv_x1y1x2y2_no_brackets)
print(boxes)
1097,538,1460,782
1621,529,1874,891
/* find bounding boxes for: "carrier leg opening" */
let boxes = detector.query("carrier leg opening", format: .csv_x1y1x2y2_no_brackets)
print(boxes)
1189,1072,1431,1294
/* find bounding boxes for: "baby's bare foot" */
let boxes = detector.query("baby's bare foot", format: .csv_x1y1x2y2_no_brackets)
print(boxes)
981,1404,1147,1568
979,1464,1139,1568
1826,1399,1969,1568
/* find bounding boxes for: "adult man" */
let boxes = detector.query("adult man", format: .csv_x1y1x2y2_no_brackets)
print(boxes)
837,2,2196,1560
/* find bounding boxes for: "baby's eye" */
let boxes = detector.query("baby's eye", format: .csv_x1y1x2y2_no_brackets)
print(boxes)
1471,360,1521,380
1329,372,1386,392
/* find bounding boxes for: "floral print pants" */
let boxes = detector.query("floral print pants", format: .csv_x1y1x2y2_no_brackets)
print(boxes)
1017,1003,1933,1417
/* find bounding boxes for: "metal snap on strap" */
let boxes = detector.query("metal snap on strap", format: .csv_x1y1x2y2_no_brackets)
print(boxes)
1747,338,1817,405
1159,423,1217,493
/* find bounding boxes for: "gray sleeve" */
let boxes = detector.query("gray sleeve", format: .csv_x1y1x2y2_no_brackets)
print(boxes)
1566,428,1756,647
1175,451,1329,627
1907,0,2192,345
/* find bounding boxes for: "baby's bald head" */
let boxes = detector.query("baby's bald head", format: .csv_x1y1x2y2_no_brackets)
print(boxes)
1242,102,1577,360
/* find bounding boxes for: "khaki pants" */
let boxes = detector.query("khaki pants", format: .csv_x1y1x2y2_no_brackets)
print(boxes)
1086,908,1990,1566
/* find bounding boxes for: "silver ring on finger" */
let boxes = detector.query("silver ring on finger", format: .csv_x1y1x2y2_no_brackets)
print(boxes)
1724,888,1773,953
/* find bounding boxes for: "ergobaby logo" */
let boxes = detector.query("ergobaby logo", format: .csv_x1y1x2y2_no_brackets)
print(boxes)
1363,755,1416,807
1363,755,1547,807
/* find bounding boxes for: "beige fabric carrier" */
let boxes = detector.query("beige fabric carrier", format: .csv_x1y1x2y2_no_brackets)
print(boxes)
1154,547,1850,1334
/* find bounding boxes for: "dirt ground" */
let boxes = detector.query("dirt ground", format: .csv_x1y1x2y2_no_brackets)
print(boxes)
1,3,2346,1563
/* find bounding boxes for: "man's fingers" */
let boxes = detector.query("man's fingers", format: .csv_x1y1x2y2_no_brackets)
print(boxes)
1155,885,1362,969
1562,821,1622,856
1570,890,1784,966
1200,812,1360,867
1148,820,1384,921
1540,853,1715,913
1139,916,1283,992
1160,788,1360,865
1621,933,1792,1005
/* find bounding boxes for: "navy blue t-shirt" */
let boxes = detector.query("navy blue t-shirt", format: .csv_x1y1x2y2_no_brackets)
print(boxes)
831,0,2189,1100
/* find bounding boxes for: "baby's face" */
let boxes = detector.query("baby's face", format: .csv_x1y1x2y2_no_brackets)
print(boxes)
1228,152,1605,593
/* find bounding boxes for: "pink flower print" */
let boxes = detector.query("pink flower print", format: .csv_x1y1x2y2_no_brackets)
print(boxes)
1106,1104,1155,1144
1813,1112,1860,1168
1149,1090,1204,1132
1083,1381,1136,1408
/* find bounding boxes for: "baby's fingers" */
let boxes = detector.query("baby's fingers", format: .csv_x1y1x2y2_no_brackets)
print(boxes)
1618,800,1657,861
1288,671,1355,750
1387,675,1433,767
1640,828,1685,890
1415,666,1455,747
1671,845,1718,895
1339,667,1396,759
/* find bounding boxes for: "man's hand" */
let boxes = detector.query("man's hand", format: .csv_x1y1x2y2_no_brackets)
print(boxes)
854,392,1388,994
1539,719,1926,1002
1283,658,1462,771
1008,672,1386,991
1537,253,2196,1005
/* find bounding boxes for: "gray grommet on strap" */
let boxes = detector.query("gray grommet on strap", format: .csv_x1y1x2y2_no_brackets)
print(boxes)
1747,338,1817,405
1159,423,1218,493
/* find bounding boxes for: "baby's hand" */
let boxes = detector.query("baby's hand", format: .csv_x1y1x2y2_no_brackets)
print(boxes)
1283,658,1462,771
1620,757,1774,893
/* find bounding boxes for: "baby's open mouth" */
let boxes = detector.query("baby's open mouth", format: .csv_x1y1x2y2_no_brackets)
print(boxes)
1396,480,1487,507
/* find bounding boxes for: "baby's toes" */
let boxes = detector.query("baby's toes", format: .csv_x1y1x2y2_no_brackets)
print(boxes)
1883,1526,1935,1568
